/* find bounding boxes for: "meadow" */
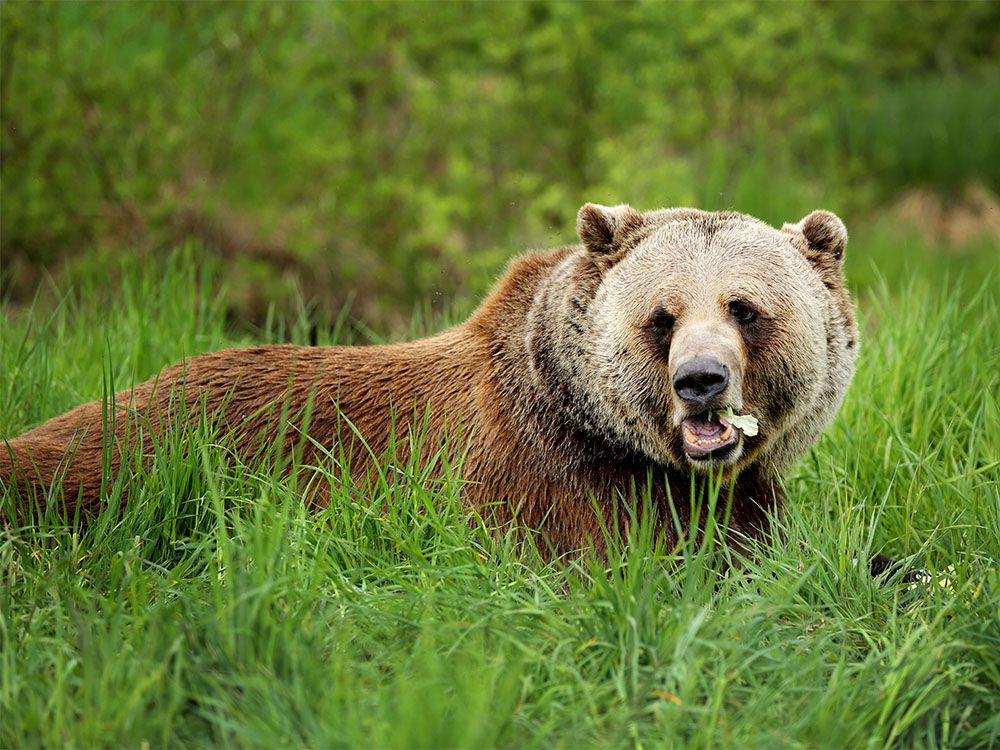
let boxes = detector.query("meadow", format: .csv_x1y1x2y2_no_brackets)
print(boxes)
1,236,997,748
2,2,999,747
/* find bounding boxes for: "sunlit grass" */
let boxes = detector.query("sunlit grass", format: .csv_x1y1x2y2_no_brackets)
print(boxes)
1,251,998,748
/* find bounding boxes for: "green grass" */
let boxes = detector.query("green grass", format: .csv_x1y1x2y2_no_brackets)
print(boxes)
1,248,998,748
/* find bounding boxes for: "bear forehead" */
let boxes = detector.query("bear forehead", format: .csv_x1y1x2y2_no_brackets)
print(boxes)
625,214,815,288
596,214,825,322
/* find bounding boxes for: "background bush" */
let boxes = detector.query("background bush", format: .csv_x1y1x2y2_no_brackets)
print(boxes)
2,0,998,326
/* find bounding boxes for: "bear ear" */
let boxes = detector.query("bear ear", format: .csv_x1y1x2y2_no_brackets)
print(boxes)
782,210,848,268
577,203,646,256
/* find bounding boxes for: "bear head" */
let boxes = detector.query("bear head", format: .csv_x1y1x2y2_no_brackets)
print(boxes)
528,203,858,476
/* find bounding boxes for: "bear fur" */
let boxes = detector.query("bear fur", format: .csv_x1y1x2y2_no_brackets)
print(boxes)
1,204,857,555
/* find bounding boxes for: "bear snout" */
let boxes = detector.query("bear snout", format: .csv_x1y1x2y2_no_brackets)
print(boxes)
672,357,730,409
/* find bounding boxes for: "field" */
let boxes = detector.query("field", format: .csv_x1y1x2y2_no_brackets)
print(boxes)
1,240,998,748
3,2,1000,747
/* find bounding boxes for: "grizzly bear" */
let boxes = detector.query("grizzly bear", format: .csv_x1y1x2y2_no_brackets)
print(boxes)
1,204,858,557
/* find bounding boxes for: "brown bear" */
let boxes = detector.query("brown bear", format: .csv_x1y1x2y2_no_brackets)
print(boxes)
1,204,857,557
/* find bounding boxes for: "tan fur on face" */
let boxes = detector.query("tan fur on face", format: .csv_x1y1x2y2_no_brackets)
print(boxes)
2,205,857,556
576,207,857,476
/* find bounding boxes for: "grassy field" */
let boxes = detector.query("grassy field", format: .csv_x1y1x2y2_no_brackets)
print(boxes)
1,241,999,749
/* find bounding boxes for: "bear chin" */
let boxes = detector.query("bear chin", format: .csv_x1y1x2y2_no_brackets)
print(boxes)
684,441,745,472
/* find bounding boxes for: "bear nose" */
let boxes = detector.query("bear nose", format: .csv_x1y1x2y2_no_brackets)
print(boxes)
673,357,730,408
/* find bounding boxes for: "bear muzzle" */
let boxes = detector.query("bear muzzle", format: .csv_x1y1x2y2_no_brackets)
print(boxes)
671,357,744,462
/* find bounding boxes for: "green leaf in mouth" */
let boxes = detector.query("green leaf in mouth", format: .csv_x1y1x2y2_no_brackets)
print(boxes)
717,407,759,437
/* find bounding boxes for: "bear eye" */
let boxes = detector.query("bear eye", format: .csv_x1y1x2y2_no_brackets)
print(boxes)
729,300,758,324
649,305,675,332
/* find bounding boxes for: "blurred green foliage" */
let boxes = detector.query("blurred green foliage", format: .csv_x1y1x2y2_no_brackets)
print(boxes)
1,0,998,326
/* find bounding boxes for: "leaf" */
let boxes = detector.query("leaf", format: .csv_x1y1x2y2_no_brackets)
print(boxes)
720,407,759,437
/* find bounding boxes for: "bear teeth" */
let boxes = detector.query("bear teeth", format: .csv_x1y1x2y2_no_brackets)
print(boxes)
682,423,734,446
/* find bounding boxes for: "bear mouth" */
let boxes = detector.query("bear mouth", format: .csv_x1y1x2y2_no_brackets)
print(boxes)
681,412,739,460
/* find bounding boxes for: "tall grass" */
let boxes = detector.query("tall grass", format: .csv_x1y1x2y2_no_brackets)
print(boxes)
1,250,998,748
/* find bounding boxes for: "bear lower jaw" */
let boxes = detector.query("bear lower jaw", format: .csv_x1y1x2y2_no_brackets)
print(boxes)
684,443,744,473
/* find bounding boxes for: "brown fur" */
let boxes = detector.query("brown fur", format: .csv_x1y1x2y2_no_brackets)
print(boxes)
1,205,857,556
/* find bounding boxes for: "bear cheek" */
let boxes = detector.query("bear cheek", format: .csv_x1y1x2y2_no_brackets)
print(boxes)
742,325,821,430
